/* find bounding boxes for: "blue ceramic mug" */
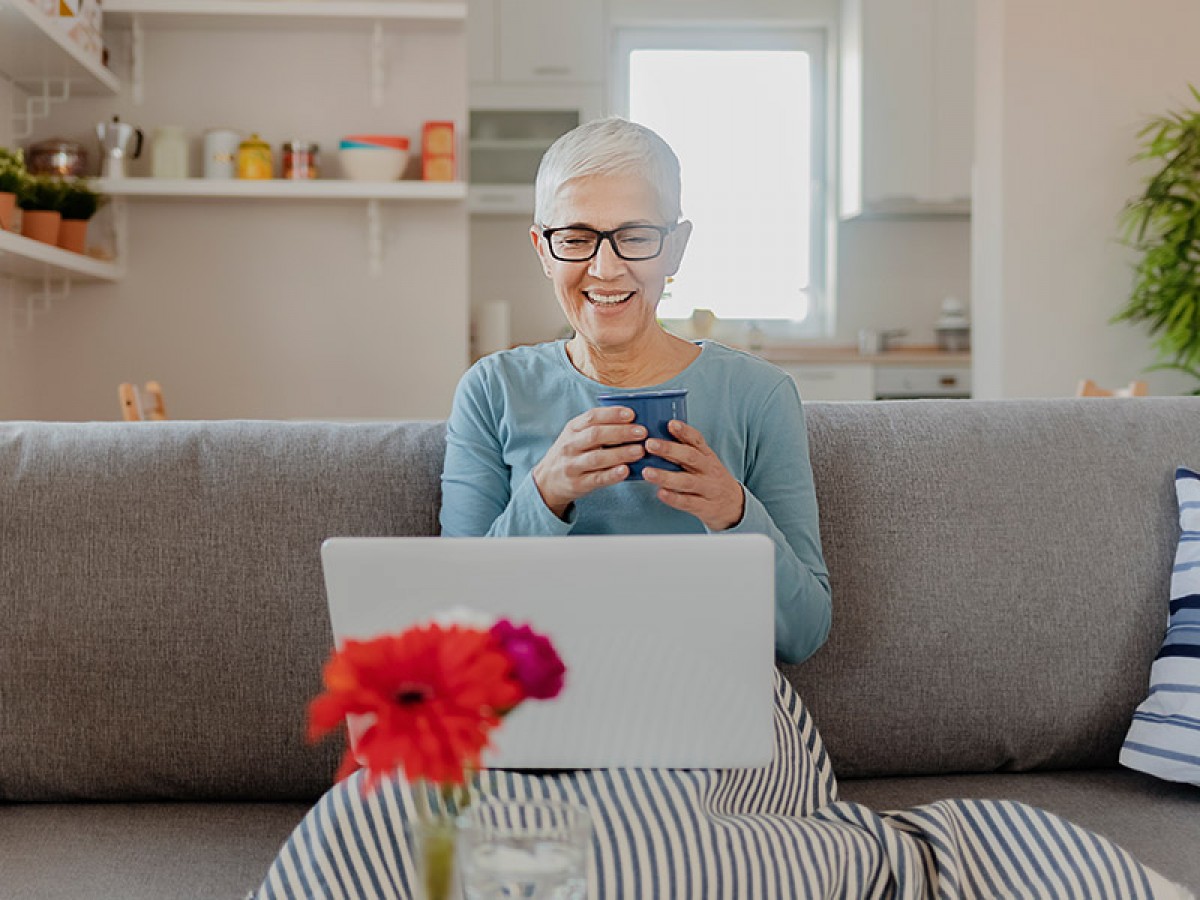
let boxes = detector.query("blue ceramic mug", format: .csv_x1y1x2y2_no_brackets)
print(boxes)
595,389,688,481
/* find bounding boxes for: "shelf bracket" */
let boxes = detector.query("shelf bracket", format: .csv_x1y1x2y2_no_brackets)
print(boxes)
12,78,71,140
111,197,129,269
366,198,382,276
9,272,71,338
131,13,145,105
370,21,385,108
1,278,13,350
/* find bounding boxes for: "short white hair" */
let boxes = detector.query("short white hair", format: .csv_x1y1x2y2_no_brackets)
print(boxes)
533,117,682,227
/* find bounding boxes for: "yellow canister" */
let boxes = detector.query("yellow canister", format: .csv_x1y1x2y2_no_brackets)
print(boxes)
237,133,272,179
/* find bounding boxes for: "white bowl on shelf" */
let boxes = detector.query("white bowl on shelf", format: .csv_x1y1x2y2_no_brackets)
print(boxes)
339,147,408,182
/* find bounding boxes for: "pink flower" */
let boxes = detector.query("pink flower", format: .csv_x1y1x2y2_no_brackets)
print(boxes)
490,620,566,700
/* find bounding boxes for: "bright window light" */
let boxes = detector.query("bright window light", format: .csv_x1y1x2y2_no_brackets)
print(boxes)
629,48,814,323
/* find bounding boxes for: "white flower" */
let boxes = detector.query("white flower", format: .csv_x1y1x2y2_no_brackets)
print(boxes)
426,606,495,630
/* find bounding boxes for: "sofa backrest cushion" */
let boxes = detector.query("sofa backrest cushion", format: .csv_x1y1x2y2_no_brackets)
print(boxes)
0,421,446,802
786,398,1200,779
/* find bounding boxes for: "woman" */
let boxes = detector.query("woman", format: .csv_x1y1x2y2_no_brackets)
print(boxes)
441,117,831,665
256,121,1182,900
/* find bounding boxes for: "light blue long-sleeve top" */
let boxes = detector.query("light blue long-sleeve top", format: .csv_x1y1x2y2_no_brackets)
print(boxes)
438,339,832,664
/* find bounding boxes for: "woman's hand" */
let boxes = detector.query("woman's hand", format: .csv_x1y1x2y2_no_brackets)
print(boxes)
643,420,746,531
532,407,647,519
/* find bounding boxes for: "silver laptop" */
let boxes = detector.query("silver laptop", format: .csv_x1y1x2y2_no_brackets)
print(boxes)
320,534,776,769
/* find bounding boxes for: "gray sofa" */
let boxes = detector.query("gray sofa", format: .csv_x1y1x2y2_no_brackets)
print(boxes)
1,399,1198,899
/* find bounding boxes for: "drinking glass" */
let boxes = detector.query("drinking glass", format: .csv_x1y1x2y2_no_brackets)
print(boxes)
457,799,591,899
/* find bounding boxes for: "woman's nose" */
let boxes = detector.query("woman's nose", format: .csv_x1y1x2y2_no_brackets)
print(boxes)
588,236,627,277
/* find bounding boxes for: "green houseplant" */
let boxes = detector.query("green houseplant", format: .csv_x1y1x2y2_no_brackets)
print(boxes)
16,175,67,245
0,147,26,232
1114,85,1200,394
57,179,106,254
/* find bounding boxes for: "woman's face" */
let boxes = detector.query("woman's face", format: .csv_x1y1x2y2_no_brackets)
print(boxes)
531,172,691,352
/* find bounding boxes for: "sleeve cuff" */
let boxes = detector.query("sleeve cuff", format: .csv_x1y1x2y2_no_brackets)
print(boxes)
510,471,575,535
704,485,760,535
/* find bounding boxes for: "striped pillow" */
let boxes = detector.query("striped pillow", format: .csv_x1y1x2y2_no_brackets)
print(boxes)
1120,465,1200,785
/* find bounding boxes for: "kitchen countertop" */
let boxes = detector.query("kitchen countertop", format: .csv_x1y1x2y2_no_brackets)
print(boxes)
739,344,971,366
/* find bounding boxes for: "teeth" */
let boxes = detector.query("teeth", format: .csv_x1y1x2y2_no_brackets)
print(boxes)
586,291,632,306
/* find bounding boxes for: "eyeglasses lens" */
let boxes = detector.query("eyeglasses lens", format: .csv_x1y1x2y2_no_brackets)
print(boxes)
549,227,664,261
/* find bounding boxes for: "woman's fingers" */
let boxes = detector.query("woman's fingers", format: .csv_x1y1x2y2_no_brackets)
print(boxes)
642,420,745,531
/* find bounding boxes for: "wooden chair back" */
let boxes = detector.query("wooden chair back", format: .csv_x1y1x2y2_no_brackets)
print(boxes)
1076,379,1148,398
118,381,168,421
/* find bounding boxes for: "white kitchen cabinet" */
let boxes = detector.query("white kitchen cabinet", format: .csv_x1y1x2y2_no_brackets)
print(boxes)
874,364,971,399
465,0,605,213
498,0,604,83
781,364,875,402
467,85,604,214
469,0,604,85
839,0,975,217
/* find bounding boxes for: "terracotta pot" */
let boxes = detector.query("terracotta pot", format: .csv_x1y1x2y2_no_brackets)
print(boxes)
21,210,61,245
0,192,15,231
57,218,89,254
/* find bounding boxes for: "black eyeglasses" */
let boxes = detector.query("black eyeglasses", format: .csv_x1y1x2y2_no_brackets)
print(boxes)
541,224,677,262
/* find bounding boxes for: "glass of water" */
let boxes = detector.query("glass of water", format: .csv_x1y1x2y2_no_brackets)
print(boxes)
457,799,591,900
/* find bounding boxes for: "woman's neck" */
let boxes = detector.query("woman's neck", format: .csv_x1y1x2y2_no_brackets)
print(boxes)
566,329,701,388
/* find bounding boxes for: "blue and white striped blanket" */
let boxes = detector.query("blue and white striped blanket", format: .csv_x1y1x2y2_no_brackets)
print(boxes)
257,674,1187,899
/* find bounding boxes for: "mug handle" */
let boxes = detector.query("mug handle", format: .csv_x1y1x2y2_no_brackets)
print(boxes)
133,128,144,159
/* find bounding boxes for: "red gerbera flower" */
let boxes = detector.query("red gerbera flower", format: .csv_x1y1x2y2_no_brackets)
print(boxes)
308,624,524,791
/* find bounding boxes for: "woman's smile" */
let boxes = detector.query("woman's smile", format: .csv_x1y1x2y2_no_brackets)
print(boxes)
583,289,636,308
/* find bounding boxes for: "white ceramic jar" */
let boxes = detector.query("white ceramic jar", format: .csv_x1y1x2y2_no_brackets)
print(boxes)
151,125,188,178
202,128,241,179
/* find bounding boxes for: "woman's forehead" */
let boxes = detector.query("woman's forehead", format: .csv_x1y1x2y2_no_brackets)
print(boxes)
547,173,666,226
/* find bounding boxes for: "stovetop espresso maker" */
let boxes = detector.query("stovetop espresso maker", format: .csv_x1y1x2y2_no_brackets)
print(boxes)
96,115,144,179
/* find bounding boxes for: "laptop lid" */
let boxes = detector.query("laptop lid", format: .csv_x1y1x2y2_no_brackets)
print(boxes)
320,534,776,769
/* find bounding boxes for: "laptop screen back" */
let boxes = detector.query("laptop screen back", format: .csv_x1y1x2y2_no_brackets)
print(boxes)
321,534,775,769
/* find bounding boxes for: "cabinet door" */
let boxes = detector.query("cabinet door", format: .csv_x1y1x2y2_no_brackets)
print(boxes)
781,365,875,402
930,0,974,202
467,0,497,83
841,0,974,214
861,0,934,205
497,0,605,84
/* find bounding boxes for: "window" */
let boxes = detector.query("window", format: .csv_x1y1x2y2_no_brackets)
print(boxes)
613,28,830,337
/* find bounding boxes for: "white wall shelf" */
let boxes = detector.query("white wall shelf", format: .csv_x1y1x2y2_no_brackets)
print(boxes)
104,0,465,105
102,0,467,28
0,230,123,282
95,178,468,201
0,0,120,95
93,179,465,276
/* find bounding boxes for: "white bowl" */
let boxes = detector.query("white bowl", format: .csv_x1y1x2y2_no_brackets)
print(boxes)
339,146,408,181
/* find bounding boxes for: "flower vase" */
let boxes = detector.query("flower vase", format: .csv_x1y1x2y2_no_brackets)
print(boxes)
408,814,459,900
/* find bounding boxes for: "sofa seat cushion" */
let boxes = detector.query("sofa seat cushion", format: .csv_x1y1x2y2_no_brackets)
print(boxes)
837,769,1200,890
0,801,310,899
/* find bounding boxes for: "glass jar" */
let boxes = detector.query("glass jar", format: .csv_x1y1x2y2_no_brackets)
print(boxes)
282,141,319,180
237,133,272,180
151,126,188,179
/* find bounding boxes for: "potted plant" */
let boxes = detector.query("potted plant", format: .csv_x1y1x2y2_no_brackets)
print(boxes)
57,179,105,254
0,148,26,232
1114,84,1200,394
16,175,66,246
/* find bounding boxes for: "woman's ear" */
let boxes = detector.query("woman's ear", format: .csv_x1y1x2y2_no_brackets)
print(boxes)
665,220,693,276
530,226,553,278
